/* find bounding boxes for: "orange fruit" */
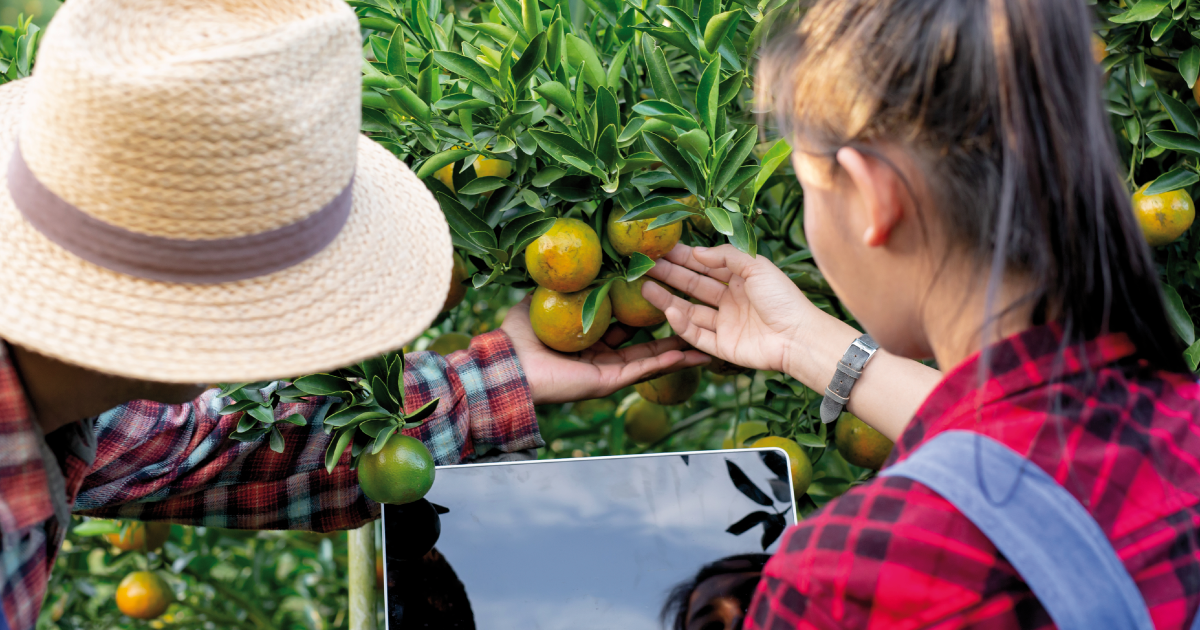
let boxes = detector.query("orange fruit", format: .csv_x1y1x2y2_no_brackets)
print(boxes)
754,436,813,497
473,157,513,179
620,397,671,444
434,163,455,193
441,253,469,313
705,356,751,376
529,284,611,352
607,207,683,260
105,522,170,553
357,435,436,505
427,332,472,355
116,571,172,620
610,276,668,327
1132,183,1195,247
525,218,603,293
721,421,769,449
678,195,715,236
835,413,894,470
1092,33,1108,65
635,366,701,405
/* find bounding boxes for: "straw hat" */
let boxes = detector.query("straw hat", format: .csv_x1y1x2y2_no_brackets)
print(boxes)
0,0,453,383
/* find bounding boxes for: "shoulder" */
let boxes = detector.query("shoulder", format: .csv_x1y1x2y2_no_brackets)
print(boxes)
761,476,1025,629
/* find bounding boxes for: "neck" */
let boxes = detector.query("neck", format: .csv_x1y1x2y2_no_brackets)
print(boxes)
923,272,1038,372
9,345,207,436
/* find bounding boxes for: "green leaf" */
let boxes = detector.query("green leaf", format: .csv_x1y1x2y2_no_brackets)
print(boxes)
529,129,597,162
792,432,826,448
404,398,441,424
618,118,646,144
416,149,472,178
458,176,512,195
626,253,656,281
464,22,523,48
512,216,558,254
644,133,701,195
632,100,700,131
596,87,620,138
703,11,740,54
371,426,400,454
433,94,491,110
582,278,616,334
390,86,431,122
597,124,619,169
1181,46,1200,89
532,166,568,186
639,27,702,61
385,26,408,79
677,128,711,160
1148,130,1200,158
268,426,285,454
534,81,574,113
219,399,261,415
714,126,757,193
1185,338,1200,371
293,374,354,396
493,0,529,39
522,0,543,36
623,197,693,221
729,211,754,255
72,519,122,536
646,45,683,107
607,41,631,92
565,34,606,89
705,207,734,235
279,413,308,426
1163,283,1195,346
1156,92,1198,137
718,71,743,107
437,192,497,247
647,210,695,230
512,31,547,87
546,17,564,71
1133,52,1148,87
431,51,494,88
1109,0,1169,23
1144,167,1200,195
753,138,792,198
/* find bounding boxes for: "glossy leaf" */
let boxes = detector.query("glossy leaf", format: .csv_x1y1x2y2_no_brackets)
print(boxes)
718,71,743,106
705,207,735,235
1109,0,1169,23
512,31,547,87
1144,167,1200,196
754,138,792,198
416,149,472,178
647,210,696,230
597,124,619,170
644,132,701,194
1164,284,1195,346
1156,92,1198,137
385,26,408,79
582,278,616,334
622,196,693,221
646,45,684,107
703,11,740,54
293,374,354,397
532,166,568,186
1181,46,1200,89
714,127,757,192
458,176,512,195
533,81,574,113
565,34,606,89
1148,130,1200,157
431,51,493,88
792,432,826,448
677,128,711,160
325,429,354,473
626,253,656,281
390,85,431,122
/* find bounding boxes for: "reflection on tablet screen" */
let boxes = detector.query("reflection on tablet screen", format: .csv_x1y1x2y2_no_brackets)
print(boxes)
382,449,796,630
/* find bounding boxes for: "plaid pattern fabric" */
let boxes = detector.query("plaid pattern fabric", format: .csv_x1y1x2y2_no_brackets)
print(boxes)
0,330,540,630
747,325,1200,630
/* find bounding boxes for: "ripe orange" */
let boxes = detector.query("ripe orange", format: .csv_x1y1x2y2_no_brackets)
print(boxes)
529,284,612,352
1092,33,1108,65
1131,183,1195,247
434,163,455,193
441,253,469,313
105,522,170,553
678,195,715,236
721,421,769,449
427,332,472,355
116,571,172,620
525,218,603,293
473,157,513,179
357,435,436,505
834,413,894,470
620,397,671,444
610,276,668,327
635,366,701,405
607,207,683,260
754,436,813,498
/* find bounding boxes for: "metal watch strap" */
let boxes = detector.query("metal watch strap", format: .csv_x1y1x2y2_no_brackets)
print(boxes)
820,334,879,424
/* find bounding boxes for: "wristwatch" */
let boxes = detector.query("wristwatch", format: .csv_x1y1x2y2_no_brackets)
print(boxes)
820,334,879,424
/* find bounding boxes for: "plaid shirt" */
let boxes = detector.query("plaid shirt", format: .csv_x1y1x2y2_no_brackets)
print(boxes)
748,325,1200,629
0,331,541,630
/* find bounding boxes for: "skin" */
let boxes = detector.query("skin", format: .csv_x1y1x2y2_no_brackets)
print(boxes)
644,145,1038,441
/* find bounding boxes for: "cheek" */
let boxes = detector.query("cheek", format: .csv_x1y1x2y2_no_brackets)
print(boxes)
804,190,851,280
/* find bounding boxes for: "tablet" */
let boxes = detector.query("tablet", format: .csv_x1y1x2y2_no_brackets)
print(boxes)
381,448,797,630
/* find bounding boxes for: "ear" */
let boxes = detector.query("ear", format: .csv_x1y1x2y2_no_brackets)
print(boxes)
835,147,905,247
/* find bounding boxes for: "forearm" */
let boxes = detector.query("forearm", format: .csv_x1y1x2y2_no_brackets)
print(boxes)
784,313,941,441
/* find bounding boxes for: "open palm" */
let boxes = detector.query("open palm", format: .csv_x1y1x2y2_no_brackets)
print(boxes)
644,244,817,374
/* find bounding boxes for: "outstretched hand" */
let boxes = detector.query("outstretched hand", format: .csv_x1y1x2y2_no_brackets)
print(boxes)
643,244,821,375
501,295,711,405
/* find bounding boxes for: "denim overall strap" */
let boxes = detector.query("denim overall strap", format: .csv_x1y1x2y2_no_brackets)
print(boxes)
880,430,1157,630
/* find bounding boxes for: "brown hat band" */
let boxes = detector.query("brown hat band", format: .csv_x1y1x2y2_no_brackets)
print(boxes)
6,143,353,284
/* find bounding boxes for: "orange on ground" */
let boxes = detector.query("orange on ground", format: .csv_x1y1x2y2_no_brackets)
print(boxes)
607,207,683,260
105,522,170,552
116,571,172,620
635,366,701,405
529,285,611,353
357,435,436,505
441,253,469,313
835,413,894,470
706,356,751,376
428,332,472,355
1131,183,1195,247
754,436,814,498
722,421,769,449
610,276,668,327
525,218,603,293
621,397,671,444
434,163,455,193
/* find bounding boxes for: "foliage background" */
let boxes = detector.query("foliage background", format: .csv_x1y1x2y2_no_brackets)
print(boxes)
25,0,1200,627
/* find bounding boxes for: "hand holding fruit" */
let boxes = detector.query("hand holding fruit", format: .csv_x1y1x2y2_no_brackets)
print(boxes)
501,296,710,405
645,243,822,376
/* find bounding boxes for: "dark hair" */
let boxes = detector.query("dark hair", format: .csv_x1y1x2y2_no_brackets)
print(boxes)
758,0,1187,372
660,554,770,630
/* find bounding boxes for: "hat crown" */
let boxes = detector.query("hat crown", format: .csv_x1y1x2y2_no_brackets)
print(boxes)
17,0,362,239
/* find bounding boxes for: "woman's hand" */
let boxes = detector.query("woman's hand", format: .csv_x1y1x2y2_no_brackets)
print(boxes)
501,296,711,405
642,244,821,376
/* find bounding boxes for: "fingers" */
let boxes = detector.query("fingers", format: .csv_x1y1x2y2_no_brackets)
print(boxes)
610,347,711,390
641,280,718,332
663,244,735,283
647,258,728,306
691,244,763,280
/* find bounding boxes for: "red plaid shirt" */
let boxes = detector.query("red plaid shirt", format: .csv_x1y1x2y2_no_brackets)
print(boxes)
0,331,541,630
748,325,1200,629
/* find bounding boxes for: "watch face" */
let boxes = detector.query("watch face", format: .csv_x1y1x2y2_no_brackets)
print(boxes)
382,449,797,630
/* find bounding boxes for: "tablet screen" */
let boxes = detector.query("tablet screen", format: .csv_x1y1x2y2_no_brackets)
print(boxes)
382,448,796,630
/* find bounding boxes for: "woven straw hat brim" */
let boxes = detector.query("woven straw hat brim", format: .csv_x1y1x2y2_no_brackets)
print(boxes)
0,79,454,384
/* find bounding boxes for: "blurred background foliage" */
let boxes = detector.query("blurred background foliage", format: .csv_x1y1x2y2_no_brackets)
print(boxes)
0,0,55,27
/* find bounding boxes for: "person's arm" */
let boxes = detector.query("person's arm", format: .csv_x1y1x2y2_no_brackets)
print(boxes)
644,244,940,440
73,331,538,531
